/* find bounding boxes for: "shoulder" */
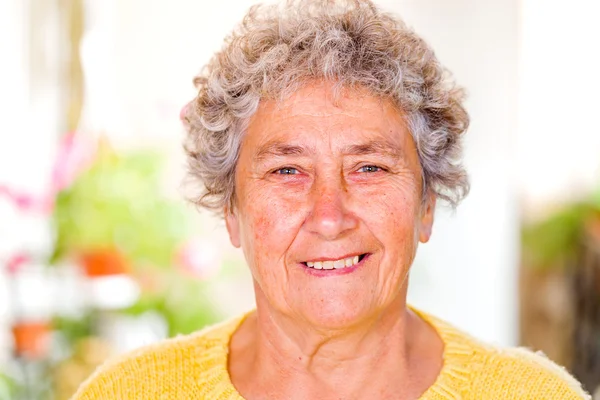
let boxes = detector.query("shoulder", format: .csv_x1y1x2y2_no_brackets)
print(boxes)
470,345,591,399
71,315,245,400
414,309,590,399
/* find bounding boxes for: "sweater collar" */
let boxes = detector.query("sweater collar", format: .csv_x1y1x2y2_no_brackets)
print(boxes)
196,307,474,400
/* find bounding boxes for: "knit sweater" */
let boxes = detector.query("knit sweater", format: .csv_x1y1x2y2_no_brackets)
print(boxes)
72,309,590,399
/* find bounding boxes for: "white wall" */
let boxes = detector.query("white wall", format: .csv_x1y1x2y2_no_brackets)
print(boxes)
402,0,600,345
0,0,29,356
0,0,67,363
518,0,600,217
389,1,520,345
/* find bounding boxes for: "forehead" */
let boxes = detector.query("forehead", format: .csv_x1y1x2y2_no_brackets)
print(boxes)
244,83,411,151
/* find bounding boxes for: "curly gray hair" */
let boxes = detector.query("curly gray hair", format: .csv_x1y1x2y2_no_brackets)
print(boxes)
183,0,469,215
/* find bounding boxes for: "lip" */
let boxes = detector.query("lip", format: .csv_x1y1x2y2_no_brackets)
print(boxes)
300,253,370,276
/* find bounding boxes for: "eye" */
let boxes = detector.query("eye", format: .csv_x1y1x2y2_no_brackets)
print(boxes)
358,165,382,173
274,167,299,175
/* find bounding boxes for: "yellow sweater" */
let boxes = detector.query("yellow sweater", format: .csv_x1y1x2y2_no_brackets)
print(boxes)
73,310,590,399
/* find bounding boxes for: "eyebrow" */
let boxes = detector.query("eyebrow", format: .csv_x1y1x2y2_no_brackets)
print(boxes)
254,142,315,162
253,139,404,162
341,140,404,159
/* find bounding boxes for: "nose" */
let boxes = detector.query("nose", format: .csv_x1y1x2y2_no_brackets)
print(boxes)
304,175,359,240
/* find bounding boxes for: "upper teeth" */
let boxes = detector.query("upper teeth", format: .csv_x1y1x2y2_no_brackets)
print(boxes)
306,256,360,270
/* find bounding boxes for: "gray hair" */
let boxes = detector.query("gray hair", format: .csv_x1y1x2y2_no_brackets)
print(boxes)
183,0,470,215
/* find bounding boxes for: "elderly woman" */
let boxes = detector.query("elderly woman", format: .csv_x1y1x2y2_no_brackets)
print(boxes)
74,1,589,399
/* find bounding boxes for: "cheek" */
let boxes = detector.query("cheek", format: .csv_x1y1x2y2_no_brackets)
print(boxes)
380,201,418,250
353,179,420,232
239,185,307,262
351,180,421,275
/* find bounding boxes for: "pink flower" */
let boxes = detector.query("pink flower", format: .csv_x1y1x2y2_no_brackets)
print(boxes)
0,131,94,215
6,253,30,275
176,238,222,280
179,101,192,129
51,131,95,193
0,185,52,214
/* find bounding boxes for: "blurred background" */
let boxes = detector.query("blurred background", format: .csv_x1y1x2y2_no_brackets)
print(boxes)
1,0,599,398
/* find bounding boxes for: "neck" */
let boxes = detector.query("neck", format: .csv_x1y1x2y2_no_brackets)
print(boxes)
229,287,434,400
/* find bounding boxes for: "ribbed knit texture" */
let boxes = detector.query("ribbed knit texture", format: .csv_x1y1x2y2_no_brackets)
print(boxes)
72,309,590,399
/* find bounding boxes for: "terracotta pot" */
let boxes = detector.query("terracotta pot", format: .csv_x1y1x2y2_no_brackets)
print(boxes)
11,321,51,359
80,249,129,278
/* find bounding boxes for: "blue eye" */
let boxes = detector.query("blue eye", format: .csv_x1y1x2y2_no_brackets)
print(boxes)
275,167,298,175
359,165,381,173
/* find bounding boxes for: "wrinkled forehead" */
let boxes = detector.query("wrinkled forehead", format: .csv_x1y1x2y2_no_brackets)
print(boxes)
242,82,414,158
264,80,404,116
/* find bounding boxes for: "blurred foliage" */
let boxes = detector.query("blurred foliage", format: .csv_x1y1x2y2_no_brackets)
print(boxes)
51,141,189,269
43,139,227,399
52,313,95,347
49,139,225,335
522,185,600,269
125,270,220,336
52,337,112,400
0,372,18,400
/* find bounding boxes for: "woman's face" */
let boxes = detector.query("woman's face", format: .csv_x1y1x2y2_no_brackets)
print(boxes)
226,83,435,329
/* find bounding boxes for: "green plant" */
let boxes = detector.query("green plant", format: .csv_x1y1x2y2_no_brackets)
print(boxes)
522,184,600,269
52,313,95,346
51,143,190,269
125,271,221,336
0,371,18,400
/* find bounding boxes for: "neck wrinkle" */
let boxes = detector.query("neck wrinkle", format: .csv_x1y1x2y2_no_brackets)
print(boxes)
249,292,413,398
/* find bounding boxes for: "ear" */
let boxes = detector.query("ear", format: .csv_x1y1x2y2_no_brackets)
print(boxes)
418,192,436,243
225,206,241,248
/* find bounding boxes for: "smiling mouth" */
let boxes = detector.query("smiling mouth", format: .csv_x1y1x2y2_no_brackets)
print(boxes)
301,254,368,270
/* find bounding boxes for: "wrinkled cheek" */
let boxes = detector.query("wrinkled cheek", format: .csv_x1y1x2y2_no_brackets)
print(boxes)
389,207,420,258
240,213,273,264
364,194,417,238
240,205,291,287
360,190,420,277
